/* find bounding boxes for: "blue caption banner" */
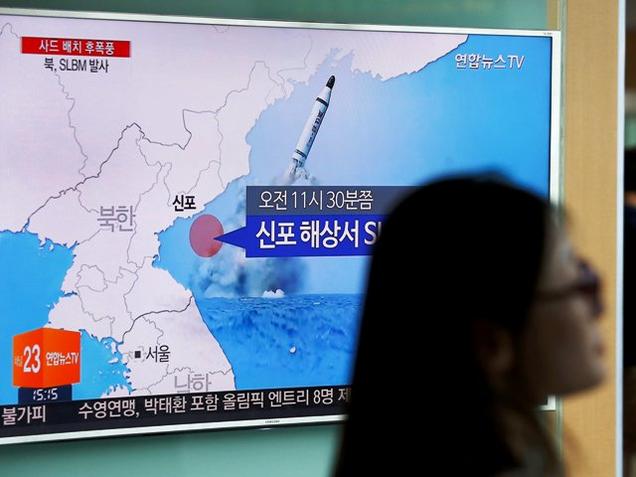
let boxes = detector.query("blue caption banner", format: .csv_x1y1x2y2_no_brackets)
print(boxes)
217,214,384,257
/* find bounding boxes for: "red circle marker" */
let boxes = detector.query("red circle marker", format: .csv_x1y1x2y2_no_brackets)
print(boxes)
189,214,224,257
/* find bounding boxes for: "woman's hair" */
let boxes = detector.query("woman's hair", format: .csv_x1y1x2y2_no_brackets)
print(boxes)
334,175,556,476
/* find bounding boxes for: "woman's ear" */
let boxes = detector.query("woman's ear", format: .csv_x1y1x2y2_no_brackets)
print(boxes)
473,320,515,383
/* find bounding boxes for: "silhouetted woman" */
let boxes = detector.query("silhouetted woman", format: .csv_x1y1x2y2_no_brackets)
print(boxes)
335,176,604,476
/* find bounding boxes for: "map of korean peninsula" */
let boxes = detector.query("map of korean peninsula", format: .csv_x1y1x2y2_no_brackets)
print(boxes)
0,16,466,401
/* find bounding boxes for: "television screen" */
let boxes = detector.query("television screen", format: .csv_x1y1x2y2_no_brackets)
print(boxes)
0,9,559,443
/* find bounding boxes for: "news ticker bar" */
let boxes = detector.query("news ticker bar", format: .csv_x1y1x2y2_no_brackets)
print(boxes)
0,385,351,438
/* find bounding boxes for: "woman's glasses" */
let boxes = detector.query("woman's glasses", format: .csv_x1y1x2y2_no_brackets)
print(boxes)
536,258,603,316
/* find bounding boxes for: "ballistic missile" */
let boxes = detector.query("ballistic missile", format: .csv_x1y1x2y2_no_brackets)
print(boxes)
286,75,335,183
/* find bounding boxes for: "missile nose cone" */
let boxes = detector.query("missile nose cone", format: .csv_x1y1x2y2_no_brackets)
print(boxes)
326,75,335,88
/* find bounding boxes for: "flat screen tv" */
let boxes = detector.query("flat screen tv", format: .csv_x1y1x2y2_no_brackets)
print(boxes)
0,8,560,444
